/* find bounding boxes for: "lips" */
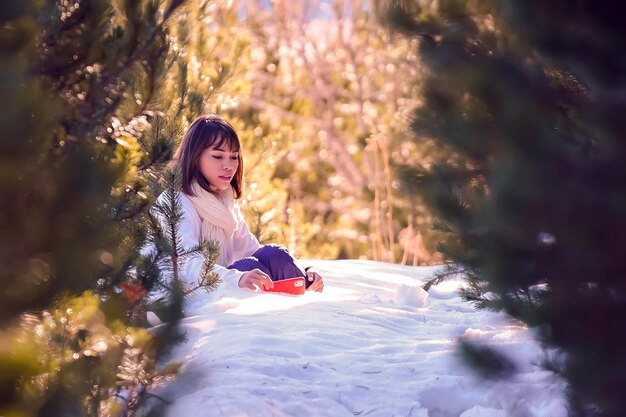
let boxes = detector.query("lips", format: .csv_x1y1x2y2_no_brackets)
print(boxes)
219,175,231,181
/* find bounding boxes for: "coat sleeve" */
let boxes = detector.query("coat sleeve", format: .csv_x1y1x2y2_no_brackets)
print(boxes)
230,201,263,262
155,192,245,290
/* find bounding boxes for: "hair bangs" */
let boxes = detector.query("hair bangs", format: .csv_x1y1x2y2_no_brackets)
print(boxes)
212,129,240,153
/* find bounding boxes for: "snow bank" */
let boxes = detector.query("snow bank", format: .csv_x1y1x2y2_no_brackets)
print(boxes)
155,260,567,417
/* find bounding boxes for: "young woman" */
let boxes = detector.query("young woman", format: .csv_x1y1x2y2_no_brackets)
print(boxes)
157,115,324,292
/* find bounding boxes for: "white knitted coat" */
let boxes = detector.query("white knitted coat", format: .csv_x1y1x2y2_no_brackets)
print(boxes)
154,189,261,288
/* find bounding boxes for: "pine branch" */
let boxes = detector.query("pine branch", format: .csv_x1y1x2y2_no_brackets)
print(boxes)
422,263,465,291
184,240,222,296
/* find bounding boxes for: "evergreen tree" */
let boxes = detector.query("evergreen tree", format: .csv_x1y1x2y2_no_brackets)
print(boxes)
387,1,626,415
0,1,226,416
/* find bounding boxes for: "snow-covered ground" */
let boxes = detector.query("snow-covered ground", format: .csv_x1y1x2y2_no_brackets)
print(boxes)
157,260,568,417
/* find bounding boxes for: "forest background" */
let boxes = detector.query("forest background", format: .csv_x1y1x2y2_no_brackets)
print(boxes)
182,0,442,266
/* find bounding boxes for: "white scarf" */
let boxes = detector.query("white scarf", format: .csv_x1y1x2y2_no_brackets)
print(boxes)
187,183,237,266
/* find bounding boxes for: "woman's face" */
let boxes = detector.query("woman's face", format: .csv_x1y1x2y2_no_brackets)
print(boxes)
198,143,240,191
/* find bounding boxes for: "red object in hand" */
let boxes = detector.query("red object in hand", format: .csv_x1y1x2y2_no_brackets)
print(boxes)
265,277,306,295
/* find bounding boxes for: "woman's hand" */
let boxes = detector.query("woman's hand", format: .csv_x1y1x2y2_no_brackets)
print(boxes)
306,268,324,292
239,269,274,291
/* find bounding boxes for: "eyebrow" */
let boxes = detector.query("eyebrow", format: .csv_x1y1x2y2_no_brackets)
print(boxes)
211,147,239,152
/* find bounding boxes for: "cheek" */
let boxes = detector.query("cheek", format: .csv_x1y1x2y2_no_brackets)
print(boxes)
198,157,215,177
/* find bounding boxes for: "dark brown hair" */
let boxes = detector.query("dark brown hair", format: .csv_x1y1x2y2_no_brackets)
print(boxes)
173,115,243,198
